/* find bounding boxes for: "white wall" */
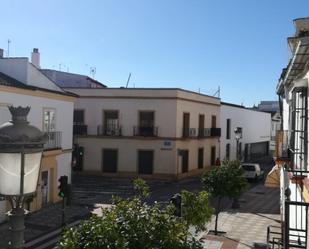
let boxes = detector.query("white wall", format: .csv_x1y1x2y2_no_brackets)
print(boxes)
220,104,271,160
0,58,63,92
75,98,178,137
176,99,220,137
0,91,74,149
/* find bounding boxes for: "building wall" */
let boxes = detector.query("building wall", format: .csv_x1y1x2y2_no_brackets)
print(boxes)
75,97,178,137
76,136,218,178
70,88,220,178
176,99,220,137
220,104,271,161
0,87,74,222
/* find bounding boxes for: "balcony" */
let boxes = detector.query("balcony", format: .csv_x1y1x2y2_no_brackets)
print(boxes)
73,124,88,135
44,131,62,150
97,125,122,136
134,126,158,137
280,168,309,248
198,128,221,138
183,128,196,138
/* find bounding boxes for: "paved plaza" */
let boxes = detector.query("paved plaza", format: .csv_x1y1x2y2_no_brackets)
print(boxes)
0,170,280,249
201,184,280,249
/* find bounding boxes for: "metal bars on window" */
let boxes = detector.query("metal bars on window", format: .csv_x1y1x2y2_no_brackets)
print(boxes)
290,88,308,171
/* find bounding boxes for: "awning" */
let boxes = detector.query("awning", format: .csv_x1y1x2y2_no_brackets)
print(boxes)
265,165,281,188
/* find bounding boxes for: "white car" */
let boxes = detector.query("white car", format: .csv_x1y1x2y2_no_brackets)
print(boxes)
241,163,264,180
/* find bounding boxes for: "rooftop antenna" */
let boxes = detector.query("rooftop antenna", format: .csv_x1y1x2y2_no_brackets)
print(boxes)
7,39,11,57
126,73,132,88
90,67,96,78
213,86,221,98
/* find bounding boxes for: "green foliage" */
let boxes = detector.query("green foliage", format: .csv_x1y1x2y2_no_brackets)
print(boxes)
201,160,247,234
201,160,247,200
59,181,210,249
181,190,213,232
132,178,150,198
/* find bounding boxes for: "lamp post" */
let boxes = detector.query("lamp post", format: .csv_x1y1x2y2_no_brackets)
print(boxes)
232,127,242,209
234,127,242,161
0,106,45,249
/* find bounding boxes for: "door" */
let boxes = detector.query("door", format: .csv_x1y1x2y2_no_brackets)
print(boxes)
138,150,154,174
102,149,118,173
182,150,189,173
198,148,204,169
198,114,205,136
211,146,216,165
139,111,155,136
211,115,216,128
183,113,190,137
41,171,49,206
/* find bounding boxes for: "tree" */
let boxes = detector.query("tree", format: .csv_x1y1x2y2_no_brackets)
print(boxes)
58,179,212,249
201,160,247,235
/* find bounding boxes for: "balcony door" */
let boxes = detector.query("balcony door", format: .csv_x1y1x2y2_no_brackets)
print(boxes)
183,113,190,137
43,108,56,132
211,115,216,128
74,110,84,125
139,111,154,136
104,111,119,135
198,114,205,136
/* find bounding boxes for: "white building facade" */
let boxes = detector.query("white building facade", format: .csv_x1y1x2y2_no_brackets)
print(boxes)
266,18,309,248
0,53,75,222
67,88,221,179
220,102,271,162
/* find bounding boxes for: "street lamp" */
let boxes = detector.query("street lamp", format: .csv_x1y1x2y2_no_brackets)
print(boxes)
232,127,242,209
0,106,45,249
234,127,242,161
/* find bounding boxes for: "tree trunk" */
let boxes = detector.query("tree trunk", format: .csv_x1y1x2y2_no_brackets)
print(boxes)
215,197,222,235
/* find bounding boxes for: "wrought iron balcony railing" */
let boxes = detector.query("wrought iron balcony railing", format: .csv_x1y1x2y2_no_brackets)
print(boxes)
198,128,221,138
281,168,309,249
97,125,122,136
44,131,62,150
183,128,196,138
134,126,158,137
73,124,88,135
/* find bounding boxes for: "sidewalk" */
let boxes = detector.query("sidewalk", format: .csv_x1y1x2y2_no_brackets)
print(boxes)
200,184,280,249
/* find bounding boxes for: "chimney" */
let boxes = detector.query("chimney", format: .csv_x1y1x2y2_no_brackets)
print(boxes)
31,48,40,68
0,49,3,58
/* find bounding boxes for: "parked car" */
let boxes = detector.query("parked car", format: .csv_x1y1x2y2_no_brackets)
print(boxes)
241,163,264,180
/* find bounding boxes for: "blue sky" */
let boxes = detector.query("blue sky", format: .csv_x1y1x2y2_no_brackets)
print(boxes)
0,0,308,106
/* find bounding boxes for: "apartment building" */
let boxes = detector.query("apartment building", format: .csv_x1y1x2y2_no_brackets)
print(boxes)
255,101,281,155
66,88,221,179
266,18,309,248
0,50,75,222
220,102,271,162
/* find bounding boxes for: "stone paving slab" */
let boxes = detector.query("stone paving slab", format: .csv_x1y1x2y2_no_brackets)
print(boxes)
202,183,280,249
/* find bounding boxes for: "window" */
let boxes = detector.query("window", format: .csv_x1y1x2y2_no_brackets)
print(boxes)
74,110,84,124
104,110,119,135
138,150,154,174
43,108,56,132
291,87,307,170
226,143,230,160
226,119,231,139
102,149,118,173
198,148,204,169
